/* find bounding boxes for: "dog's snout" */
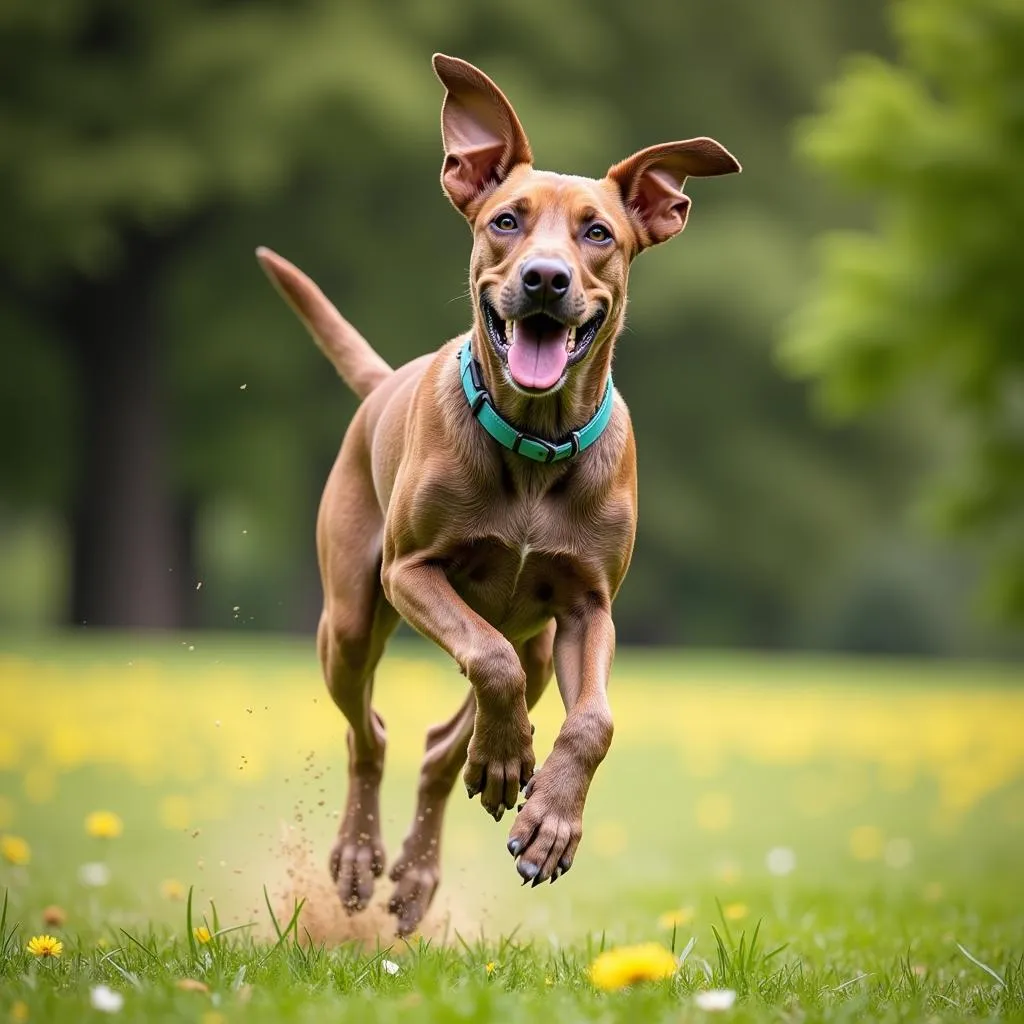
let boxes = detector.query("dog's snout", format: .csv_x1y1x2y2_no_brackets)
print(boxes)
520,258,572,302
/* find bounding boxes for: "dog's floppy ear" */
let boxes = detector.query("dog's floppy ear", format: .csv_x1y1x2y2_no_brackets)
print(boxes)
607,139,740,250
432,54,533,219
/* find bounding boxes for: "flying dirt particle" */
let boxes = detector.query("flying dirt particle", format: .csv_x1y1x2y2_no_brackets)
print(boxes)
240,384,247,390
191,830,201,839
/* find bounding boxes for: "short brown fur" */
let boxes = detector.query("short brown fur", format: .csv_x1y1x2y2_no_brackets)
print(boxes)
256,54,739,935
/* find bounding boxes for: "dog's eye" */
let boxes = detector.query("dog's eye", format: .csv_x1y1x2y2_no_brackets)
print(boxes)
492,213,518,232
585,223,613,243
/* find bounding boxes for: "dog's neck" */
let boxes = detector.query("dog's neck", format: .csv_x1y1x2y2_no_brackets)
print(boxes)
471,324,614,446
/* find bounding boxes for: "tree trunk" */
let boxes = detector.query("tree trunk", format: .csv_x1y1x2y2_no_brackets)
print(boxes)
65,235,183,629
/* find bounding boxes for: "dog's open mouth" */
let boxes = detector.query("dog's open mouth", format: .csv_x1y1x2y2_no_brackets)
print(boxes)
481,299,606,392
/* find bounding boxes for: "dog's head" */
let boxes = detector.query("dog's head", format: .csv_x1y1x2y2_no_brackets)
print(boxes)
434,54,740,397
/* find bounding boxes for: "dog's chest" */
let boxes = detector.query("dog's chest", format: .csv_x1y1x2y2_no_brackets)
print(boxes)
443,529,580,635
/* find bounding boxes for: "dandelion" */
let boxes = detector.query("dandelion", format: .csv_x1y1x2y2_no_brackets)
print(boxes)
849,825,884,861
193,926,212,944
695,988,737,1011
26,935,63,958
722,902,748,921
1,834,30,866
695,792,733,832
78,862,110,887
89,986,124,1013
589,943,678,990
658,906,695,929
85,811,123,839
381,959,400,975
160,878,186,901
10,1002,29,1022
201,1013,226,1024
485,961,496,974
41,905,66,928
765,846,796,877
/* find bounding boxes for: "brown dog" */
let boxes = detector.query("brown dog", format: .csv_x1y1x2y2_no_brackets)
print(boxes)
256,54,738,936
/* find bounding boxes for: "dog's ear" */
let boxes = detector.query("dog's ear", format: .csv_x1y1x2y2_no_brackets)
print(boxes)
432,54,533,219
607,139,740,250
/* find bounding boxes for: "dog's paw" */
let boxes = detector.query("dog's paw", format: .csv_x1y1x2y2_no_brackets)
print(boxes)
463,705,535,821
387,855,440,937
505,774,582,886
328,830,386,914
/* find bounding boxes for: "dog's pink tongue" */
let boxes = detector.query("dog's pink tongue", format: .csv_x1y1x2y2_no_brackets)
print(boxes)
507,319,570,390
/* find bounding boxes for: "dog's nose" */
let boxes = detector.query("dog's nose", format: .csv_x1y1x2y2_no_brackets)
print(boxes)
520,258,572,302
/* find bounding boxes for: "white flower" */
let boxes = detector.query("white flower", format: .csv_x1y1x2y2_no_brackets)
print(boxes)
78,862,111,887
381,958,400,975
90,985,124,1013
695,988,737,1011
765,846,796,877
884,838,913,869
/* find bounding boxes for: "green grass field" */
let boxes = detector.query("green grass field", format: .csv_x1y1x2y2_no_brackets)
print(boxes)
1,634,1022,1022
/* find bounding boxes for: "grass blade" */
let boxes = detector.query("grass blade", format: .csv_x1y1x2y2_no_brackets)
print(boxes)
185,885,198,960
263,885,284,942
118,928,161,965
957,942,1006,988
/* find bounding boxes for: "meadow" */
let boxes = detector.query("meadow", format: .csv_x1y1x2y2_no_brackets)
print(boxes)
1,633,1022,1022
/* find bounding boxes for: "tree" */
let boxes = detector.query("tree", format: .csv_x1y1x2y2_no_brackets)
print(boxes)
782,0,1024,619
0,1,436,626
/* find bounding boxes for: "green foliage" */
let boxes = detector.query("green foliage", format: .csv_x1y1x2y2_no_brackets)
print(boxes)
3,0,1013,648
783,0,1024,619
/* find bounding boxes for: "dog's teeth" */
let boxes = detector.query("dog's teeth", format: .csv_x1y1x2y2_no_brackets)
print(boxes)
567,326,577,353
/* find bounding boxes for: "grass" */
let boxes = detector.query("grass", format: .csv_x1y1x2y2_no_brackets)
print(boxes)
1,633,1022,1022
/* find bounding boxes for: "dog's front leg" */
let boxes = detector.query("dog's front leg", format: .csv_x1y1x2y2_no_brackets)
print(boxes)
383,556,535,821
506,599,615,885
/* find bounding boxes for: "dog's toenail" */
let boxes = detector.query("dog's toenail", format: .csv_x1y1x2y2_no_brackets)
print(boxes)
507,838,522,857
517,860,539,881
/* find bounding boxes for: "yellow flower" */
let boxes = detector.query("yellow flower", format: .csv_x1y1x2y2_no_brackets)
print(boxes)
723,902,748,921
85,811,123,839
160,878,186,901
10,1001,29,1023
485,961,496,974
193,926,212,944
849,825,884,861
695,792,733,832
589,943,678,990
201,1013,226,1024
26,935,63,958
658,906,695,929
1,834,31,866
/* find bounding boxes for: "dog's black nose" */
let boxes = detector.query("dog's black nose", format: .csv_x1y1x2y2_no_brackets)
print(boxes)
521,258,572,302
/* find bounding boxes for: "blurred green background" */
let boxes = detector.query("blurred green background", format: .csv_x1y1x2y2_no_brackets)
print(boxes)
1,0,1021,657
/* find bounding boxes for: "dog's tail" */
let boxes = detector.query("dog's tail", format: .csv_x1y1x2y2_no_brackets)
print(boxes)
256,247,393,401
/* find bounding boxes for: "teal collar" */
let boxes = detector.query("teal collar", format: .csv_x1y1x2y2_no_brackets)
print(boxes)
458,339,613,463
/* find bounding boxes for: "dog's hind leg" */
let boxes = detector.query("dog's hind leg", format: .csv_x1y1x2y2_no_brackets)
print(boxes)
387,620,555,935
317,425,399,914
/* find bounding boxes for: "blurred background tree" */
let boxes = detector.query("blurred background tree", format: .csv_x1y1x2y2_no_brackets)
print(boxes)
782,0,1024,623
0,0,1017,655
